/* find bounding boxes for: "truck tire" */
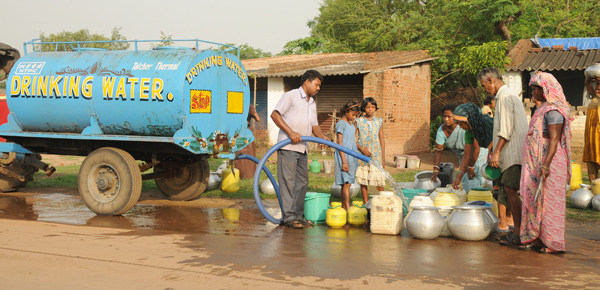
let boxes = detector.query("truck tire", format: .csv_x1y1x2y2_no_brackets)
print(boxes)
0,155,40,192
155,160,210,201
78,147,142,215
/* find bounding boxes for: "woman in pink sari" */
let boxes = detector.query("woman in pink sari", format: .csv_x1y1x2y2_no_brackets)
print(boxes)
520,72,572,254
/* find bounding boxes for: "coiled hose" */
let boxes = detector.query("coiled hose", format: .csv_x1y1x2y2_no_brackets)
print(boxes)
246,136,371,224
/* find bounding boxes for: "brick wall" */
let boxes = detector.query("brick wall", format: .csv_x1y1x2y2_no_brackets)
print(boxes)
571,115,586,162
364,63,431,158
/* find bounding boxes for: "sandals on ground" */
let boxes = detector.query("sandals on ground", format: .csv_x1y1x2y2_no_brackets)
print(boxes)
518,243,543,251
537,246,562,254
284,220,304,229
499,232,522,246
297,217,314,226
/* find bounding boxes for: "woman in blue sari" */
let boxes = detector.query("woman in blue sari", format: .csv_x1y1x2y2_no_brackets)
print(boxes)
432,103,487,192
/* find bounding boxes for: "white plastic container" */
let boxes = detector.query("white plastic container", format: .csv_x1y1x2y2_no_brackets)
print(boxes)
370,191,403,235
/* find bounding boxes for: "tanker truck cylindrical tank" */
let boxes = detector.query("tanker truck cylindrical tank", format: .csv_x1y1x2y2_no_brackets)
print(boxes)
5,48,253,155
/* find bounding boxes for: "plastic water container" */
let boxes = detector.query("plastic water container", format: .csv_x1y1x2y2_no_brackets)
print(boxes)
400,188,427,206
394,155,407,168
347,201,368,227
592,179,600,196
434,191,461,208
304,192,331,223
326,202,347,228
467,187,498,216
370,191,403,235
221,166,240,193
571,161,582,191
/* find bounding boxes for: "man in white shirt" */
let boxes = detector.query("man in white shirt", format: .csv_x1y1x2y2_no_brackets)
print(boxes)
271,70,328,229
478,67,529,246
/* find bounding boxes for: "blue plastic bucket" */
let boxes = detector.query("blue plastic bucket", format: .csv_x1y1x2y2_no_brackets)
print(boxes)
399,188,427,205
304,192,331,223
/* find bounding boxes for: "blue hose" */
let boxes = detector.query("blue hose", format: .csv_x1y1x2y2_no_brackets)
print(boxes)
251,136,371,224
237,154,284,213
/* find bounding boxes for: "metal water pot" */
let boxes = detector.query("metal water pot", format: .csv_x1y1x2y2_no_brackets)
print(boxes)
413,171,442,193
585,63,600,79
260,179,277,195
404,206,445,239
592,194,600,211
484,207,500,230
330,182,360,198
571,184,594,209
206,172,221,192
447,205,494,241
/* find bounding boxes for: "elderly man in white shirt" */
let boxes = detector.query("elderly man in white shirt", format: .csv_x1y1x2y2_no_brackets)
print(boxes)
478,67,529,246
271,70,329,229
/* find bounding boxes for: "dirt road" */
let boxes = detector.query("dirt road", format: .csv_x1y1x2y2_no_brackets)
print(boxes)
1,190,600,290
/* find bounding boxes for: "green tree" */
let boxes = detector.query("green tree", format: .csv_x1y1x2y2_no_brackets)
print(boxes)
39,28,129,51
151,31,174,49
283,0,600,96
221,43,272,60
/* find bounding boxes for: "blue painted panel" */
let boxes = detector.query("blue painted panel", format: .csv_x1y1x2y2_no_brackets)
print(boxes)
4,48,254,154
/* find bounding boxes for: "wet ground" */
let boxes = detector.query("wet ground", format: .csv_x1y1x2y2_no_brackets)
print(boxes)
1,191,600,289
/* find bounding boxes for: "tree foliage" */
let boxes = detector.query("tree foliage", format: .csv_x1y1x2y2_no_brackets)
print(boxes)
39,28,129,51
282,0,600,95
151,31,174,49
235,43,273,60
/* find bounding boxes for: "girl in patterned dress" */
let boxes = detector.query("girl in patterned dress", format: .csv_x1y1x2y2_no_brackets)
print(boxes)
355,98,386,203
334,101,361,210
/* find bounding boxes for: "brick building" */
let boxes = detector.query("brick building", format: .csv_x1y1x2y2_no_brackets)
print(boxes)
242,51,435,157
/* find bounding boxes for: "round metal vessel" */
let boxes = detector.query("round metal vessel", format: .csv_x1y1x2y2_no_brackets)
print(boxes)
585,63,600,79
413,171,441,193
571,184,594,209
447,205,493,241
404,206,444,239
206,172,221,192
260,178,277,195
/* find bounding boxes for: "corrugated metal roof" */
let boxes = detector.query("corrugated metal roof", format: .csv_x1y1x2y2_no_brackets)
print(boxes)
507,49,600,71
242,51,435,78
263,61,369,77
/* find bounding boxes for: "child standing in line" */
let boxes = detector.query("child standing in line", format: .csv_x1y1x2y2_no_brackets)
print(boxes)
335,101,361,210
355,97,386,203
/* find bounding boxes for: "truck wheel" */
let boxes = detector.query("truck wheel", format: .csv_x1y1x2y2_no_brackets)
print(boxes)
155,160,209,201
0,157,39,192
78,147,142,215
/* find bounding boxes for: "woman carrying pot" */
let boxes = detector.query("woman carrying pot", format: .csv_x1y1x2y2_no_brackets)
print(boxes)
448,103,489,193
519,72,572,254
583,67,600,181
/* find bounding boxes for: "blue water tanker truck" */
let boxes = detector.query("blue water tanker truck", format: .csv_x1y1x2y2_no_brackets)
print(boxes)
0,39,253,215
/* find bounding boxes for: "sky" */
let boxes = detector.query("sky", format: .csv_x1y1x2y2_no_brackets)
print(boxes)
1,0,322,55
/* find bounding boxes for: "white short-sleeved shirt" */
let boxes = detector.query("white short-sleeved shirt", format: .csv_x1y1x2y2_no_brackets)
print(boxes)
493,85,529,171
273,87,318,153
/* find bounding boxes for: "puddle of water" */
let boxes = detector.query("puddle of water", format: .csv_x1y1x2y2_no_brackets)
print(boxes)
0,194,281,236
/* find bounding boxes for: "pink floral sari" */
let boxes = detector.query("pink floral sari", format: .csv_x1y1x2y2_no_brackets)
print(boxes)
520,72,572,251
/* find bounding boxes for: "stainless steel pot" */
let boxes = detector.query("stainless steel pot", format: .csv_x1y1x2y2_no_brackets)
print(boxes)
571,184,594,209
585,63,600,79
260,179,277,195
330,182,360,198
206,172,221,192
404,206,445,239
447,205,493,241
592,194,600,212
484,207,500,230
413,171,442,193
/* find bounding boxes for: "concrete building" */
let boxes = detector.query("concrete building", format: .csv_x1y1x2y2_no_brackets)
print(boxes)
242,51,435,157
